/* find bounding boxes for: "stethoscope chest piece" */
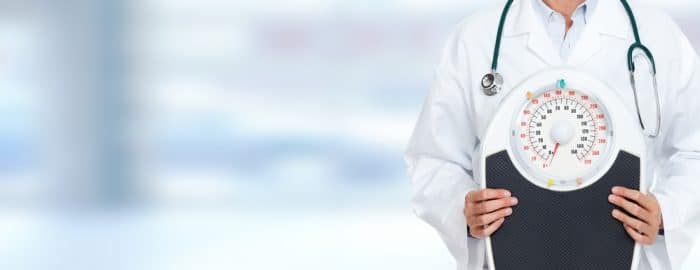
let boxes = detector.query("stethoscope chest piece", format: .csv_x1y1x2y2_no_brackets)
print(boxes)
481,72,503,96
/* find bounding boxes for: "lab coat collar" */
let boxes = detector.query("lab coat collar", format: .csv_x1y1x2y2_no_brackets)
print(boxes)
567,0,631,66
593,0,631,40
503,0,631,66
504,0,563,66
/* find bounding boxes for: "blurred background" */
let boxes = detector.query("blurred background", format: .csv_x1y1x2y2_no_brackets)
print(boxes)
0,0,697,269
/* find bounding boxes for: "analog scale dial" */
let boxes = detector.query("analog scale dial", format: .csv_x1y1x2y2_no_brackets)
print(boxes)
511,80,613,190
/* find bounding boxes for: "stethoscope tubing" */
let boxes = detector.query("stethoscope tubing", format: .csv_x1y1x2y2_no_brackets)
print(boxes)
483,0,661,137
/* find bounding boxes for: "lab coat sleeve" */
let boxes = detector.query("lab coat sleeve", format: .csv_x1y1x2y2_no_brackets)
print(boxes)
651,25,700,270
405,28,481,265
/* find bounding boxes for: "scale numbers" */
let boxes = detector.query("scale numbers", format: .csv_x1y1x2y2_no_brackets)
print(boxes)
512,86,612,189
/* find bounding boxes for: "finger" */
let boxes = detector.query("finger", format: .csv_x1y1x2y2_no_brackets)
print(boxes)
612,187,656,211
470,197,518,215
612,209,651,235
470,218,505,239
608,194,652,223
470,207,513,227
481,218,505,236
624,224,653,245
467,189,511,202
469,226,485,238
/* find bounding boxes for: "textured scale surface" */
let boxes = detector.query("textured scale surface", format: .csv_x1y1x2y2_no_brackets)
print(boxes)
485,150,639,270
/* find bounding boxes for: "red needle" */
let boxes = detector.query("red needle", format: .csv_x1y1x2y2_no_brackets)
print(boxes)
548,143,560,166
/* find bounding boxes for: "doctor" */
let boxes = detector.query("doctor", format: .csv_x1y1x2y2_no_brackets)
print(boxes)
406,0,700,269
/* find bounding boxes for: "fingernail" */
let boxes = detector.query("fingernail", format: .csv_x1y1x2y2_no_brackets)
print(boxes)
506,208,513,215
608,195,615,202
612,187,620,193
511,197,518,204
504,191,511,197
612,209,619,218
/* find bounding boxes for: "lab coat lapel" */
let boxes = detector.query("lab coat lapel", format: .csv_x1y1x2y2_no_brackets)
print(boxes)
505,0,562,66
527,27,563,66
565,20,601,66
567,0,630,66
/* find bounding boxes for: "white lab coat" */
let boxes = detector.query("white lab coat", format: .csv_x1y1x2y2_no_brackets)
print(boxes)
405,1,700,269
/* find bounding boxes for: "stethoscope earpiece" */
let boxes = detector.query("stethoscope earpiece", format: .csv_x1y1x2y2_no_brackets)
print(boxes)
481,72,503,96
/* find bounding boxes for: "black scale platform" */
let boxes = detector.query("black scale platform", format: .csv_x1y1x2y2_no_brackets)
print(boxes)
485,150,640,270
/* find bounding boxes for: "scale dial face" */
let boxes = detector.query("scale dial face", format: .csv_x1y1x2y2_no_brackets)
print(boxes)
512,85,613,190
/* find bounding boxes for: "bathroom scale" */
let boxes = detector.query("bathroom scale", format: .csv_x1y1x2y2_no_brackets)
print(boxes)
474,68,646,270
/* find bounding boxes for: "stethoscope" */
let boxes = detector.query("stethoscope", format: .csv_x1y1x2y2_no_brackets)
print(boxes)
481,0,662,138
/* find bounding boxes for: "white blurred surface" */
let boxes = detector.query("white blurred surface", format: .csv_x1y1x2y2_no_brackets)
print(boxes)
0,210,454,270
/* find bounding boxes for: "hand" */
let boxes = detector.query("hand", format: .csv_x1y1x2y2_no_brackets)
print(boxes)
608,186,663,245
464,188,518,238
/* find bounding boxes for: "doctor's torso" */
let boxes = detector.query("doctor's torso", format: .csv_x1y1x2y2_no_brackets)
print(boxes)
445,1,690,269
